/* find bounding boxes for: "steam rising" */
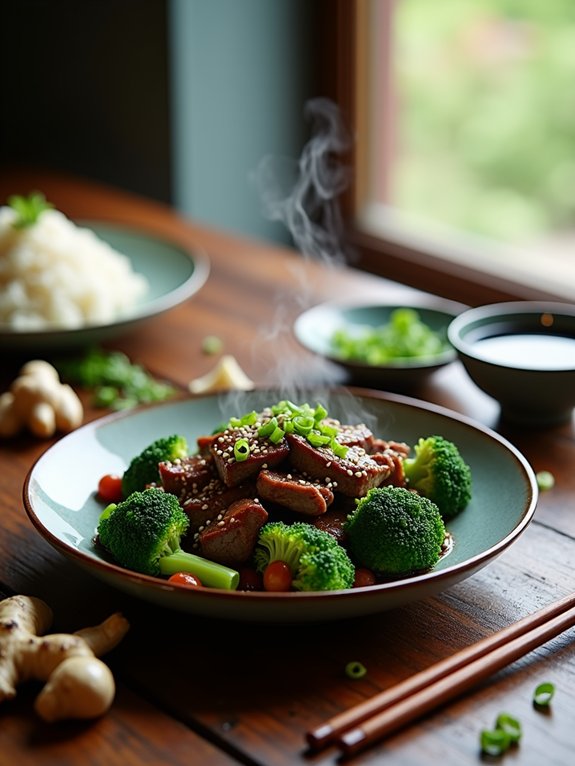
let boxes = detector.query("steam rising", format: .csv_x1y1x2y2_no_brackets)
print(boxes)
246,98,359,405
254,97,351,264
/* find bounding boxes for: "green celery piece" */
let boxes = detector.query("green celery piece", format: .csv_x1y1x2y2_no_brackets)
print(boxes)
159,550,239,590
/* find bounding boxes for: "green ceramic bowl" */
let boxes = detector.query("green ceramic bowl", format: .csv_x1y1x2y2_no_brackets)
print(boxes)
293,298,465,390
448,301,575,426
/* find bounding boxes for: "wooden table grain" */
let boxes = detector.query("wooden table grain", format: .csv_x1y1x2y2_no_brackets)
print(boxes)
0,171,573,766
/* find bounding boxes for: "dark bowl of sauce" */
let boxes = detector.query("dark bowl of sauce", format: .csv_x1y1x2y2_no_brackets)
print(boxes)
448,302,575,426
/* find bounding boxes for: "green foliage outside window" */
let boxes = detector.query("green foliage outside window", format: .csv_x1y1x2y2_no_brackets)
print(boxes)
393,0,575,244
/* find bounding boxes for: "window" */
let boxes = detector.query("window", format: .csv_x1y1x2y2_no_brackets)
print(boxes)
331,0,575,304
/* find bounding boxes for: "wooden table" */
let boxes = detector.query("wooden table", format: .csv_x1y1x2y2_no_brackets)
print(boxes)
1,171,573,766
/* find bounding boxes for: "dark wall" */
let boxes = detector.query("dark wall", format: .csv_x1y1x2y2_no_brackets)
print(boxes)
0,0,171,203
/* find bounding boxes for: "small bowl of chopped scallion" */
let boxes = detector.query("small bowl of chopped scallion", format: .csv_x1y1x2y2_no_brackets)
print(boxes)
294,300,464,390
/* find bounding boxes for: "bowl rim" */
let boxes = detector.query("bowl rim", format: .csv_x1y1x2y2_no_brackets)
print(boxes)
448,301,575,362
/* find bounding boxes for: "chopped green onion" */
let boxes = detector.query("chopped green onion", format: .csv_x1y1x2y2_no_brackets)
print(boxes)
227,400,349,458
480,728,511,757
331,439,348,459
293,415,315,435
229,411,257,427
307,432,331,448
319,423,338,438
495,712,522,744
330,307,450,365
240,410,258,426
233,438,250,462
201,335,223,355
536,471,555,491
533,682,555,707
269,426,285,444
258,417,278,437
345,661,367,680
314,403,328,421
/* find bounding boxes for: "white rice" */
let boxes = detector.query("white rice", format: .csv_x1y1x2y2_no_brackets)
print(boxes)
0,206,149,330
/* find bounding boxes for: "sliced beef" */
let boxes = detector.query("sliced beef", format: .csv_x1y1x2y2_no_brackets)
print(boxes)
372,448,407,488
370,438,410,457
198,498,268,567
313,504,353,544
286,433,392,497
367,440,409,488
197,433,218,456
181,477,257,535
256,469,334,517
210,426,290,487
335,421,376,452
159,454,216,500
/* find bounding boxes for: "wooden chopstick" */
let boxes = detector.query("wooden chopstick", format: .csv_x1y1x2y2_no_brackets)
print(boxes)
305,591,575,755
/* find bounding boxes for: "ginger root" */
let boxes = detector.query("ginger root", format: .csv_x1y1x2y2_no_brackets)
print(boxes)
0,360,83,439
0,594,129,722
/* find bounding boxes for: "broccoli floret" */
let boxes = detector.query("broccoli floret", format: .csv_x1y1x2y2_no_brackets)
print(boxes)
402,435,472,520
121,434,188,497
254,521,355,592
344,486,446,575
97,488,238,589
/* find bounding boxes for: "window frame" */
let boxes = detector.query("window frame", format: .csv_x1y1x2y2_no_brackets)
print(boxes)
321,0,569,307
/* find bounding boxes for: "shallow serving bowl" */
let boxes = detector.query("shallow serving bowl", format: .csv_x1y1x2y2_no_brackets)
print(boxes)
23,388,537,623
0,221,210,351
293,298,465,391
448,301,575,426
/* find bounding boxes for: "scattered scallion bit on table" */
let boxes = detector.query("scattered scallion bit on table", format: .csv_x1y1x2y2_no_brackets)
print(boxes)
536,470,555,491
330,307,450,365
201,335,223,355
7,191,53,229
56,347,177,410
344,661,367,680
480,727,512,757
495,712,522,744
533,681,555,707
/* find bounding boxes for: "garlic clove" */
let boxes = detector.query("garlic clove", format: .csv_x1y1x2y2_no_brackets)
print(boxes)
188,355,255,394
